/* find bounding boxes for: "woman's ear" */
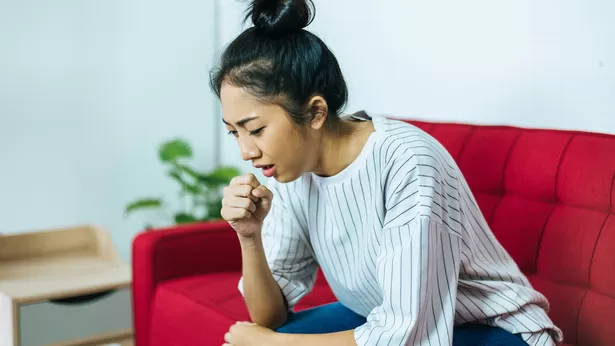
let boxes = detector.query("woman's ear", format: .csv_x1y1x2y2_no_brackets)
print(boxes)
306,96,329,130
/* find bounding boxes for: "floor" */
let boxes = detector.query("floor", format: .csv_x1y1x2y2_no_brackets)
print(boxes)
105,339,132,346
83,337,133,346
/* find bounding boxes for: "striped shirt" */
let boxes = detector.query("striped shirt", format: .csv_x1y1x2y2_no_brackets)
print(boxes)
239,114,564,345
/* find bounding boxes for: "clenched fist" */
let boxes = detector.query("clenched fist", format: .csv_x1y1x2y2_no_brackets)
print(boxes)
221,173,273,238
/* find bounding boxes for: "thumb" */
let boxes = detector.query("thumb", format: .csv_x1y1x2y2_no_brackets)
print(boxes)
252,186,273,211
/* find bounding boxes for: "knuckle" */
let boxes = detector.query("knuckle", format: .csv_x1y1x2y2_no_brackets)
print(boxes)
246,200,256,211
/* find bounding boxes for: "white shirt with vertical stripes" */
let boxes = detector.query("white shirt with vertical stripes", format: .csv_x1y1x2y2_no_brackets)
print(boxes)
238,114,564,346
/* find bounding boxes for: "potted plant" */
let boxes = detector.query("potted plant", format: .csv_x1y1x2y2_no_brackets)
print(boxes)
125,138,239,229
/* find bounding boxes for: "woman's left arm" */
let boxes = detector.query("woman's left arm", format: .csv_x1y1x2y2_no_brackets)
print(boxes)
225,323,357,346
272,330,356,345
230,217,461,346
354,217,461,345
268,217,462,346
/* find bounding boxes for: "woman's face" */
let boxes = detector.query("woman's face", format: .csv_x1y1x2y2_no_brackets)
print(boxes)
220,82,316,183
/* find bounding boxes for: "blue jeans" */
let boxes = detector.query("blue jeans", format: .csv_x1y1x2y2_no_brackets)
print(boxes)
275,302,528,346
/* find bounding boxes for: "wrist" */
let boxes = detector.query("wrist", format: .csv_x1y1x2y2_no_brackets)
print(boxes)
268,330,286,346
238,233,263,249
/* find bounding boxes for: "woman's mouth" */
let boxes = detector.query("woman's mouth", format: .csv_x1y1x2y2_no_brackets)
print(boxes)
261,165,276,177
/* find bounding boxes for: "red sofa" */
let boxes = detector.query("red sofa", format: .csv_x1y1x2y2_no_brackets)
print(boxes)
132,119,615,346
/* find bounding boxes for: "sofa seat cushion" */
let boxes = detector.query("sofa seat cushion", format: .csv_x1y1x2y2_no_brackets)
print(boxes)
150,271,338,345
527,274,615,346
149,273,241,346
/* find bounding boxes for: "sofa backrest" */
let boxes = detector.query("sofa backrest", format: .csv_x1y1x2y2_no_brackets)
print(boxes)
406,119,615,346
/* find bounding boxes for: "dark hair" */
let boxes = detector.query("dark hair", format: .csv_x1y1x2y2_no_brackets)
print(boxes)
209,0,348,126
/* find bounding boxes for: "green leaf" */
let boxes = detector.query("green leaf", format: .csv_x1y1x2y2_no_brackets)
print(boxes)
173,163,201,181
174,212,197,224
168,170,200,195
125,198,162,215
205,199,223,220
159,139,192,163
200,166,241,186
211,166,241,180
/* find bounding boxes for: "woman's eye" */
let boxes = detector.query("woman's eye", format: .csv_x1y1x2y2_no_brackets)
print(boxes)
227,130,238,137
250,127,265,136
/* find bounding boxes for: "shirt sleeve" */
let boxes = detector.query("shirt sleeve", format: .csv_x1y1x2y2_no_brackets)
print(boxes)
354,153,462,345
238,179,318,311
354,217,461,345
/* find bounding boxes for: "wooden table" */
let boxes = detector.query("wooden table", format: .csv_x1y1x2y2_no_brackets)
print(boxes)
0,225,132,346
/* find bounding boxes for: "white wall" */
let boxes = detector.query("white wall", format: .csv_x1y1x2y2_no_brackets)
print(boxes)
0,0,217,262
218,0,615,177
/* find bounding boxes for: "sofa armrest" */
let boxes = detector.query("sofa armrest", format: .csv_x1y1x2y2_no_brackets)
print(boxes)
133,220,241,283
131,220,241,346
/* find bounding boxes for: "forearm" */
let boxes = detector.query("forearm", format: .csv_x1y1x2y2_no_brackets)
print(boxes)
240,234,288,329
273,330,356,346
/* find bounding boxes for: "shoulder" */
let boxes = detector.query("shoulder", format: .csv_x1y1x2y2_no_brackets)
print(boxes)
372,116,458,182
372,117,463,232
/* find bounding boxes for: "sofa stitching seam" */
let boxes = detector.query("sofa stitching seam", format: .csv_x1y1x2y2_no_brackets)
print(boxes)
587,214,610,285
166,285,241,321
489,131,523,223
553,135,574,203
533,205,556,275
531,274,615,300
456,127,476,164
610,171,615,212
501,130,523,194
575,291,588,344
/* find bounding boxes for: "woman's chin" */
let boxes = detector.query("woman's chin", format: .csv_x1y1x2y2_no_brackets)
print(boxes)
273,170,302,184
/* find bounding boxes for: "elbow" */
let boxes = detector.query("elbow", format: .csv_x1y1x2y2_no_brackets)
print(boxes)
250,309,288,330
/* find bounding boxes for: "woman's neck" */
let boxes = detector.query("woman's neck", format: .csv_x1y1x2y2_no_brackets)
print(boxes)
312,117,374,177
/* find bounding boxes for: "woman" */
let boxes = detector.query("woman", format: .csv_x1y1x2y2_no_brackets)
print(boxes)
213,0,564,345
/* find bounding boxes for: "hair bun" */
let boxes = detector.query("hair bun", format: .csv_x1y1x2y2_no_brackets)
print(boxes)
247,0,314,35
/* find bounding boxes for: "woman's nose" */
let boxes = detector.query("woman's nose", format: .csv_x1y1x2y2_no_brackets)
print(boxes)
239,138,259,161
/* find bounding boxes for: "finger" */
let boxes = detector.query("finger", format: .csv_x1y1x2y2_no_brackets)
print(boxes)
221,208,252,221
224,332,231,342
221,207,252,221
253,186,273,212
223,196,256,213
226,185,258,202
231,173,260,189
252,185,273,200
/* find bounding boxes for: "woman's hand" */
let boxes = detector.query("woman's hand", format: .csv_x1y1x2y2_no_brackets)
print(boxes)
223,321,277,346
221,173,274,239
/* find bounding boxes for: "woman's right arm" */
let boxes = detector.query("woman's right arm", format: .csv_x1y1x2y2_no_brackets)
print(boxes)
222,174,316,329
238,233,288,329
